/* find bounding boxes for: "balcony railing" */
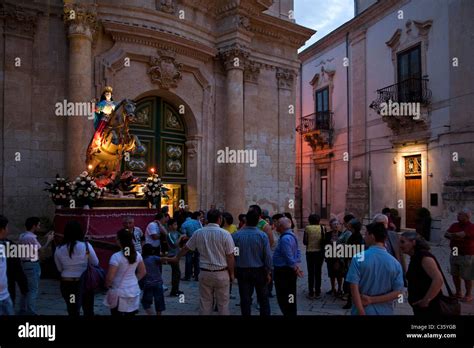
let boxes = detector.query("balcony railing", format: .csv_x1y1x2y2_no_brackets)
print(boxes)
296,111,333,135
369,78,432,113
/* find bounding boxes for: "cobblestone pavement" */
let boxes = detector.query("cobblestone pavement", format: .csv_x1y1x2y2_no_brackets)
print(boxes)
29,231,474,316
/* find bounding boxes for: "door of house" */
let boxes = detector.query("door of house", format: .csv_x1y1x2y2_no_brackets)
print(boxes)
405,155,422,228
320,169,328,219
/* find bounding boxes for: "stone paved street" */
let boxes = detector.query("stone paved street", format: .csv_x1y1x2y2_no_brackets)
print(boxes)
29,231,474,316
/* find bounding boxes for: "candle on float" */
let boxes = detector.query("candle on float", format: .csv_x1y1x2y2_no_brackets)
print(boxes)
150,168,155,174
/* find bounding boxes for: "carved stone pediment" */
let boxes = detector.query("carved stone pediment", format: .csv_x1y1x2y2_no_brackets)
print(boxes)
148,49,183,89
310,64,335,90
385,19,432,62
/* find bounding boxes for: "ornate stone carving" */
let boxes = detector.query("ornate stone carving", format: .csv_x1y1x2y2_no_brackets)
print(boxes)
382,114,429,136
157,0,176,14
385,19,432,63
218,43,250,71
244,60,260,83
148,49,183,89
185,140,198,158
276,68,296,90
63,3,98,39
233,15,250,31
310,65,335,90
1,4,37,39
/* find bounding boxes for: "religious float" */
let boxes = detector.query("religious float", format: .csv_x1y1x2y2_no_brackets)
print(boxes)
48,86,169,269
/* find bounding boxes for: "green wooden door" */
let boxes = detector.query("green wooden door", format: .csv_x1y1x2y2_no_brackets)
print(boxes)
125,97,187,208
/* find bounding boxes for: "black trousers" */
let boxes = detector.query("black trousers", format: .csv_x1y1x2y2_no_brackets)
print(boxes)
59,280,94,316
306,251,324,295
236,267,270,316
170,262,181,294
274,266,297,316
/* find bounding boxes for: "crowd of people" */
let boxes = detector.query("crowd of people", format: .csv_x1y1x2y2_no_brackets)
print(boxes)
0,206,472,316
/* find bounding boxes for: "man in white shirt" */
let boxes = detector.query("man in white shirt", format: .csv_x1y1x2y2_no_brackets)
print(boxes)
145,213,166,255
0,215,14,315
123,216,144,254
18,217,54,315
176,209,235,315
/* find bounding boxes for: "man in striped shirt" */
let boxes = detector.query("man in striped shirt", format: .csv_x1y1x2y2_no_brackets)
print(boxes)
176,209,235,315
232,209,272,316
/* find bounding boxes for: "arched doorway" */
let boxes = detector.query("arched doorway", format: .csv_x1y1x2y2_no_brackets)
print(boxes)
124,96,187,215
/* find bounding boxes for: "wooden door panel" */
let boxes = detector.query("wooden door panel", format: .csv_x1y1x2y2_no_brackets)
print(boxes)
405,176,422,228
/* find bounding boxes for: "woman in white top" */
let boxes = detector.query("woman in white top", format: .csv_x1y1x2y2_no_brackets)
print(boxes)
105,228,146,315
54,220,99,316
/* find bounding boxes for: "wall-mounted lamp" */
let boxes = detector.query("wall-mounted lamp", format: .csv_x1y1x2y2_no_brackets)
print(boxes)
393,157,397,164
428,173,433,178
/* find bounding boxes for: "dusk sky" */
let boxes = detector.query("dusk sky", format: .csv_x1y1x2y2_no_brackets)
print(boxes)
294,0,355,52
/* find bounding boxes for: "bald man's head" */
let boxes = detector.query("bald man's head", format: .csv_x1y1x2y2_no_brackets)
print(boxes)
277,217,292,233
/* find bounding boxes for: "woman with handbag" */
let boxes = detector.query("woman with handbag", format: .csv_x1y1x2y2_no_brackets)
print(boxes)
104,229,146,316
54,220,99,316
400,232,444,316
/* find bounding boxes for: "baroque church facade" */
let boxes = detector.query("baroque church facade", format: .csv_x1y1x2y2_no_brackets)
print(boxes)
0,0,314,233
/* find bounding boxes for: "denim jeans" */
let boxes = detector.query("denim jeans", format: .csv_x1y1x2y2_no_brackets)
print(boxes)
184,250,200,280
141,283,165,313
0,296,14,316
19,261,41,315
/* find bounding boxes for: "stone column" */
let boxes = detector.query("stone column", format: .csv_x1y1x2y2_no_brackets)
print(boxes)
220,43,249,217
63,3,97,178
276,68,297,214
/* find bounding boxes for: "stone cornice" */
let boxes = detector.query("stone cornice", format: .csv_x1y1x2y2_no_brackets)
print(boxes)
250,13,315,48
102,20,217,62
215,0,272,18
0,3,38,39
299,0,407,62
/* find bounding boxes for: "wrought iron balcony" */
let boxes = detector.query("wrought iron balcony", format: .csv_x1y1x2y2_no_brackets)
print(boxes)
296,111,334,149
369,78,432,114
296,111,333,135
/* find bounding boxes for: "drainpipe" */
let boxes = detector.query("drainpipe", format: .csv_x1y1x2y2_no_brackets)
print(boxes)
299,62,303,227
346,32,350,189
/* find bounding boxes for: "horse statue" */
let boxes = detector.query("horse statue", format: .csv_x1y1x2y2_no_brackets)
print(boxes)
86,89,144,184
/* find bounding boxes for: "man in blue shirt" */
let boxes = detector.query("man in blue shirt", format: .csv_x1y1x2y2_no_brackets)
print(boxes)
232,209,273,316
346,222,404,315
273,217,303,316
180,211,202,281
